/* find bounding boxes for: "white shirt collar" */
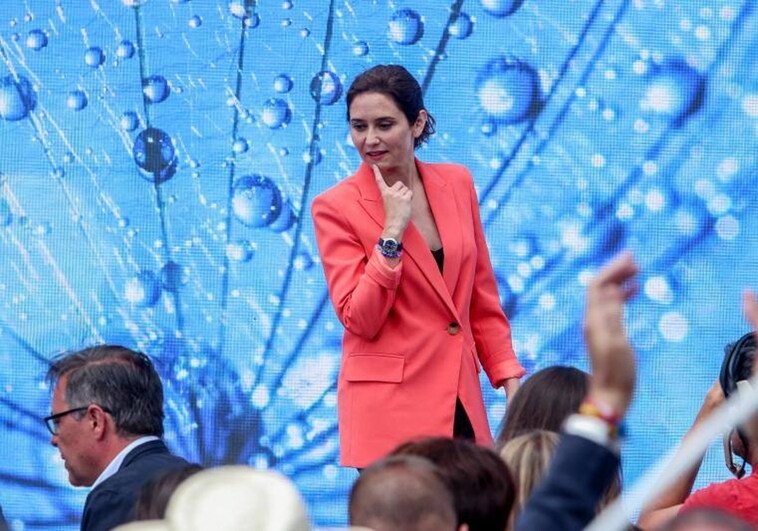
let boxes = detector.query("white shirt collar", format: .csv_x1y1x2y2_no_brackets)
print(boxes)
91,435,161,489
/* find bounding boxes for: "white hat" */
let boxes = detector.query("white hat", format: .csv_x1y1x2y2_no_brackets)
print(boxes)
165,465,311,531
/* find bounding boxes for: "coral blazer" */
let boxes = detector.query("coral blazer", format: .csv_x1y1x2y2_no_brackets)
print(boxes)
312,160,525,467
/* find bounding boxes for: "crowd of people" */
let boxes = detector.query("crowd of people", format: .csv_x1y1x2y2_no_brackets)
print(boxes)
0,252,753,531
0,64,756,531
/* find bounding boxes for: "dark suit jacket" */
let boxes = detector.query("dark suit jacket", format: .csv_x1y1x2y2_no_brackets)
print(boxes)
516,433,620,531
81,439,188,531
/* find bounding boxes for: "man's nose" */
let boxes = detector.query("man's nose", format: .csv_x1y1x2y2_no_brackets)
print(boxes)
51,433,59,447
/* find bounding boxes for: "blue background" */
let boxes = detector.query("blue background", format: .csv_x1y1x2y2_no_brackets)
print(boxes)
1,0,757,528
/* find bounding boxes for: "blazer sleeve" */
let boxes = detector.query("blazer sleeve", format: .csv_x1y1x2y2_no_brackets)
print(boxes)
312,193,402,340
466,174,525,386
515,434,620,531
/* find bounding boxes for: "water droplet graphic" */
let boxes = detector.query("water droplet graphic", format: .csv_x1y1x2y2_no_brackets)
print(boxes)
188,15,203,28
302,148,322,165
481,119,497,136
309,71,342,105
26,29,48,50
233,138,249,154
352,41,369,56
245,13,261,28
229,2,248,18
268,200,295,232
293,251,313,271
116,40,135,59
84,47,105,68
133,127,178,183
476,56,541,123
449,12,473,39
226,240,255,262
640,59,706,126
124,270,162,307
0,75,37,121
120,111,139,131
66,90,88,111
160,261,188,292
143,75,170,104
232,174,283,228
480,0,525,17
388,9,424,45
273,74,293,94
261,98,291,129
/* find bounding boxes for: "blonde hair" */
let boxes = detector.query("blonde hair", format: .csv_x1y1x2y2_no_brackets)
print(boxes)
499,430,560,530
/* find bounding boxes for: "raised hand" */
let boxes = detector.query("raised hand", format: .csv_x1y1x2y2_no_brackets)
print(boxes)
583,252,639,418
373,164,412,241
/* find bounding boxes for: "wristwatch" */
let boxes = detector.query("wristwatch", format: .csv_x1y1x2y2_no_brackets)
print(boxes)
377,237,403,259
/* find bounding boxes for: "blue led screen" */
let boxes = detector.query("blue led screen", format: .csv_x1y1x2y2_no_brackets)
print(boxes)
1,0,758,528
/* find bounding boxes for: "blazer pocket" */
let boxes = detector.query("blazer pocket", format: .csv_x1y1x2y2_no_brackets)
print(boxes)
343,353,405,383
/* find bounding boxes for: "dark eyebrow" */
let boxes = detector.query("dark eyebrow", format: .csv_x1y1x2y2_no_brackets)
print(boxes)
350,116,397,123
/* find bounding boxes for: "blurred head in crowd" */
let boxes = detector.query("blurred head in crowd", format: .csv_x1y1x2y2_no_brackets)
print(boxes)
500,430,560,530
497,366,588,445
662,508,756,531
135,464,204,520
350,455,460,531
391,437,515,531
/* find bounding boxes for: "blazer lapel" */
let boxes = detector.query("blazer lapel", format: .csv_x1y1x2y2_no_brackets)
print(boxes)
418,161,463,300
355,162,460,320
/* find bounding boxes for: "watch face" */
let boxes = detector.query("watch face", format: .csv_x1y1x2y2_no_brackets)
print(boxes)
382,239,399,252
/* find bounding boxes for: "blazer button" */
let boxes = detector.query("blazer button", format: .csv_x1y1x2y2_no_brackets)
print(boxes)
447,322,460,335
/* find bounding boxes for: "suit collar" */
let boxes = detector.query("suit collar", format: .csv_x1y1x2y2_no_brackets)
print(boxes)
91,436,162,489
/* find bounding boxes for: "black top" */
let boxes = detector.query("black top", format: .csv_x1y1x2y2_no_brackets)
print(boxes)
431,247,444,273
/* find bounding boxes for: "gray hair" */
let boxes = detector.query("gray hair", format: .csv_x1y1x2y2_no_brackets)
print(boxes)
47,344,164,437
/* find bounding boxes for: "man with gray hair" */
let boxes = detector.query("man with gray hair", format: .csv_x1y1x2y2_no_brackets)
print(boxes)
349,455,463,531
45,345,188,531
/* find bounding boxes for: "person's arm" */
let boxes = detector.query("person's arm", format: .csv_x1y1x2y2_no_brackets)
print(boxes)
311,165,412,340
516,252,639,531
636,381,725,530
463,170,525,394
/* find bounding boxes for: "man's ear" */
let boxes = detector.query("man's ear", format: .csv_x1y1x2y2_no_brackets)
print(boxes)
86,405,109,440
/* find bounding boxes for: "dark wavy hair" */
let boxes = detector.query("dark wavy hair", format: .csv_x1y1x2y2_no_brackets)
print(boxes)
346,64,436,148
496,365,589,446
47,344,165,437
135,464,204,520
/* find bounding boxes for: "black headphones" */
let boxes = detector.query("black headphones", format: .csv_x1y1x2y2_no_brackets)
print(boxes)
719,331,756,478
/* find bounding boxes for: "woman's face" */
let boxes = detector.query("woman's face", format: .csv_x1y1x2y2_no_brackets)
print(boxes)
348,91,426,175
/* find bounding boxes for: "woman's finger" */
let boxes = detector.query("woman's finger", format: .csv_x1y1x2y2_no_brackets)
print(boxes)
372,164,388,190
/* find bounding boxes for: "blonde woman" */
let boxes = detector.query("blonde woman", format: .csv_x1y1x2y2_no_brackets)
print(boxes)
500,430,560,530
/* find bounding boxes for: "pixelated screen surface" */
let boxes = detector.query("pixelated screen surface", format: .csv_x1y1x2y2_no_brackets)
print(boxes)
0,0,757,527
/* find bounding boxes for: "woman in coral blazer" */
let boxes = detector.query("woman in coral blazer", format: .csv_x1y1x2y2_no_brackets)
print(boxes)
312,65,524,468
